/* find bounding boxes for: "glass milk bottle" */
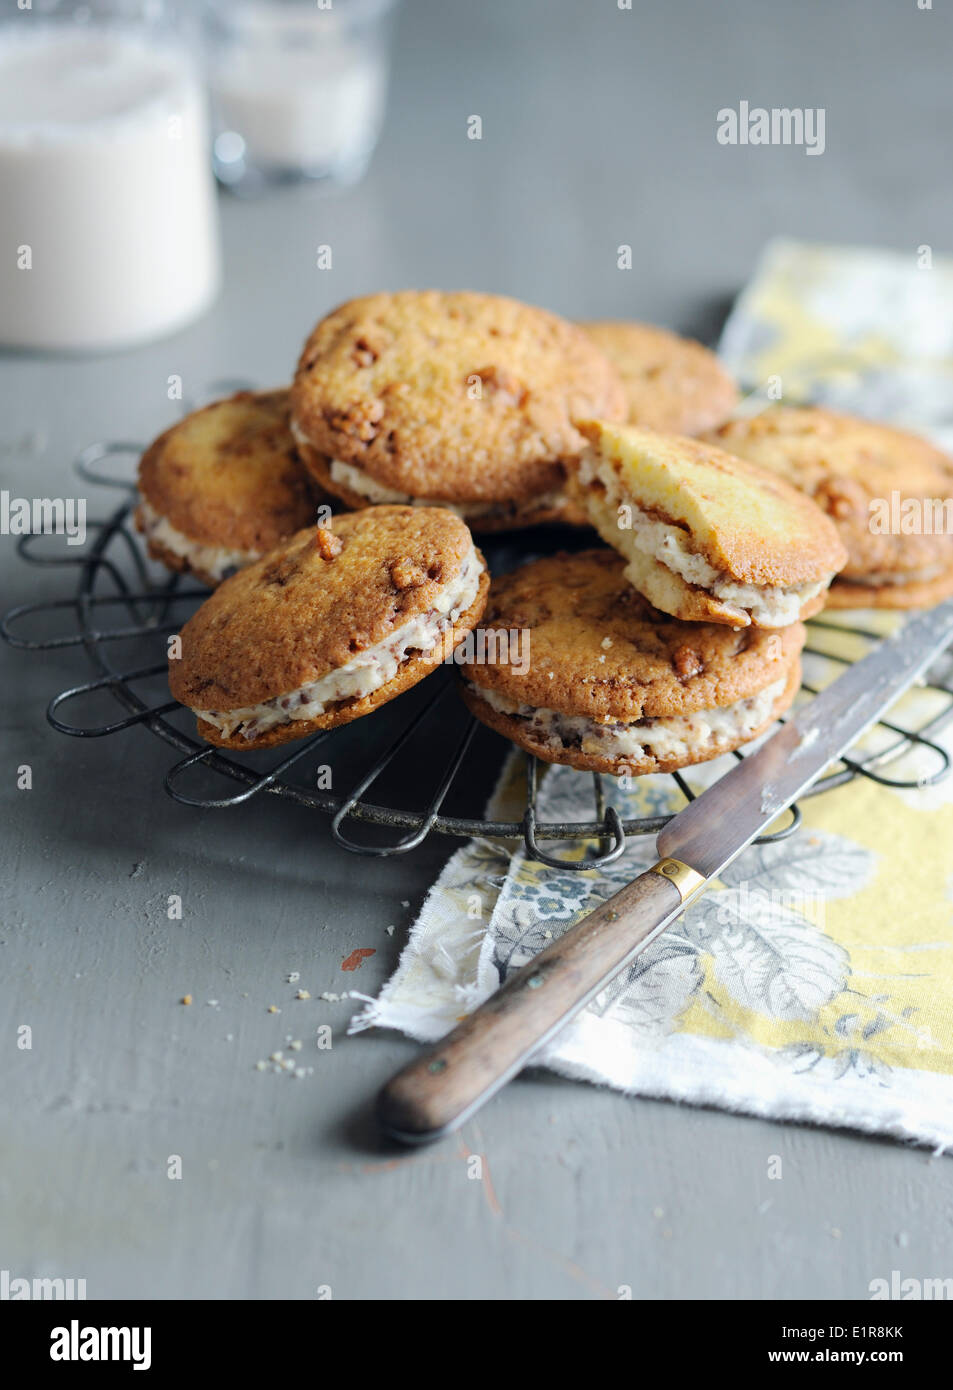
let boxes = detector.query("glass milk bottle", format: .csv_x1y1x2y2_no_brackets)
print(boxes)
0,0,221,351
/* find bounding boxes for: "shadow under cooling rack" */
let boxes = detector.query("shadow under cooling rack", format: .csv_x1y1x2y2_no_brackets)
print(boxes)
4,439,953,871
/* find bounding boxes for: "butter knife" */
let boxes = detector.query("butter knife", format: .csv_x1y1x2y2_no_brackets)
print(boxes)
377,598,953,1143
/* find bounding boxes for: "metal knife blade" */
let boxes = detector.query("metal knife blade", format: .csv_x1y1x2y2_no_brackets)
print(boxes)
658,596,953,882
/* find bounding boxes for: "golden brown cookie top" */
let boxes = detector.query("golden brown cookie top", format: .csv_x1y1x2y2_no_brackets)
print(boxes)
579,321,739,434
461,549,804,721
139,390,323,553
705,407,953,578
170,506,481,711
573,420,847,588
290,291,626,503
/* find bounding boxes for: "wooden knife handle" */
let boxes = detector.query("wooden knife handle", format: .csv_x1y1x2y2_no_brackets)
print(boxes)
376,867,684,1143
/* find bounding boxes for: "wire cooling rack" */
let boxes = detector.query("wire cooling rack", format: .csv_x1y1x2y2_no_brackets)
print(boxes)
5,437,953,871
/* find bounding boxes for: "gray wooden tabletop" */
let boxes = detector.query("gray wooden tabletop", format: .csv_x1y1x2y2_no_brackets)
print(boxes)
2,0,951,1300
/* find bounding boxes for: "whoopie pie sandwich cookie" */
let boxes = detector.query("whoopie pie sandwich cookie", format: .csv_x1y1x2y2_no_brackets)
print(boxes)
289,290,626,531
169,506,490,749
704,407,953,609
136,389,329,587
565,420,847,628
578,321,739,435
459,550,804,777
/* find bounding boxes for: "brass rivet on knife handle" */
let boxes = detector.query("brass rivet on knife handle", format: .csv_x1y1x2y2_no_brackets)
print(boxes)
649,857,706,902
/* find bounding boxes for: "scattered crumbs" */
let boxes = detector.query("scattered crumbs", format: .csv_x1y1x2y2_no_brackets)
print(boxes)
294,1068,307,1079
547,670,554,679
287,971,300,984
225,1033,234,1043
830,1226,843,1240
285,1034,293,1043
74,973,82,980
241,992,249,998
543,929,552,939
296,989,312,1000
267,1005,280,1014
652,1206,664,1220
401,900,410,909
601,637,613,650
269,1051,283,1063
289,1040,303,1052
598,654,606,663
386,926,395,936
757,1198,773,1215
206,999,219,1008
896,1231,910,1248
181,994,193,1006
255,1060,267,1072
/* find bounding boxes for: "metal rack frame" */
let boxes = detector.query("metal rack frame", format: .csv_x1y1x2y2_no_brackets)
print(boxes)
4,439,953,871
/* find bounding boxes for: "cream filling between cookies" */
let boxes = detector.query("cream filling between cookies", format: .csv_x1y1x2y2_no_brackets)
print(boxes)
576,454,831,626
327,458,567,522
195,547,484,741
138,499,260,584
467,676,787,764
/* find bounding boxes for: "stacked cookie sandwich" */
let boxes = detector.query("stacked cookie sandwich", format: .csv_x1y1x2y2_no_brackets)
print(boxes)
136,389,328,588
161,290,625,748
565,419,847,628
288,290,626,529
460,420,845,776
705,407,953,609
148,291,950,782
459,550,805,777
170,507,489,749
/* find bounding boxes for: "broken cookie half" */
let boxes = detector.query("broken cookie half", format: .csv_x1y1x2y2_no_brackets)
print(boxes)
566,421,847,627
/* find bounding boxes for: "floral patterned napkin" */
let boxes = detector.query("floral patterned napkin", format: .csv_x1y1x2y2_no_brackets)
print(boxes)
351,242,953,1150
719,237,953,451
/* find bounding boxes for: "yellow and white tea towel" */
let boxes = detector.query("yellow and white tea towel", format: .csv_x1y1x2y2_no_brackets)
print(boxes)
351,242,953,1150
719,237,953,452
